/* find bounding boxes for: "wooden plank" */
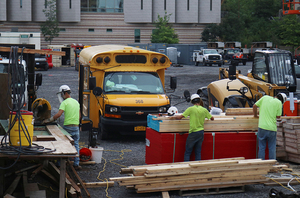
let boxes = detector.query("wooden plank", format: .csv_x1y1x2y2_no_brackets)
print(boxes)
0,46,65,56
179,185,245,196
225,108,255,115
128,157,245,175
48,162,71,190
23,172,30,198
136,178,267,193
4,195,16,198
33,136,56,141
30,164,44,180
162,191,170,198
40,169,59,184
4,175,21,196
46,125,71,142
78,181,115,188
65,173,81,195
67,160,91,198
51,140,77,155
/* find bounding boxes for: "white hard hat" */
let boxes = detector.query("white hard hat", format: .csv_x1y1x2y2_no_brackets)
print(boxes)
167,106,178,116
277,93,287,104
191,94,200,101
59,85,71,93
57,85,71,103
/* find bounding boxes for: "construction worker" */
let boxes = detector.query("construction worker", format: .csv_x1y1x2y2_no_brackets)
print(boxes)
43,85,81,170
173,94,214,161
253,93,287,160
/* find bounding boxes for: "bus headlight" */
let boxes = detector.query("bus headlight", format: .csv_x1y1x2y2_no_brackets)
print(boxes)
110,107,118,113
158,107,167,113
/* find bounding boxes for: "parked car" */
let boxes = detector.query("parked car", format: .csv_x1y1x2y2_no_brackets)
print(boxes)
35,54,49,71
223,48,247,65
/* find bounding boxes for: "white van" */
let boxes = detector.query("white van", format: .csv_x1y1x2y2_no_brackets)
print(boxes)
0,56,28,109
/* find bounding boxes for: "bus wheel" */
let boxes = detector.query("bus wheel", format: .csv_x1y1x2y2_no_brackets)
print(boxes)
98,123,109,140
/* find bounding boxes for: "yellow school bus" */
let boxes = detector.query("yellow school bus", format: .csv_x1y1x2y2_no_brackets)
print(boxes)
78,45,175,139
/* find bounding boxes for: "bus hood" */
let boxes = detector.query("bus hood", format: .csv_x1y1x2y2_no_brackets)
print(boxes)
104,94,169,106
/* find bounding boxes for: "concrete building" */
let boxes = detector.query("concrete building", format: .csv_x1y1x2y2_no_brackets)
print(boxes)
0,0,221,48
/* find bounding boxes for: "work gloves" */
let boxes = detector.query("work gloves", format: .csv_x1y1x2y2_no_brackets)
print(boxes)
42,116,55,124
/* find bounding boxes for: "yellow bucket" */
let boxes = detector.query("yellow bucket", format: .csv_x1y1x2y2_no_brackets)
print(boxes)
9,110,34,146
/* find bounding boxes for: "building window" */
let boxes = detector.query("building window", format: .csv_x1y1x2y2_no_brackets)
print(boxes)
134,29,140,43
70,0,72,9
187,0,189,11
106,29,112,32
20,0,22,8
45,0,47,8
164,0,166,10
88,28,95,32
81,0,123,13
60,28,66,32
141,0,143,10
210,0,212,11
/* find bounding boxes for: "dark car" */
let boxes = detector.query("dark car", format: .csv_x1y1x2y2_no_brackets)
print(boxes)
35,54,49,71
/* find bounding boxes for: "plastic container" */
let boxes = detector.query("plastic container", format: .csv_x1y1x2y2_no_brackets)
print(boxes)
9,110,34,146
90,147,103,163
283,100,298,116
79,147,92,162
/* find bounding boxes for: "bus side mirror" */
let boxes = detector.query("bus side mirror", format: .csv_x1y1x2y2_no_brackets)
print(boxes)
170,76,177,90
35,73,42,86
228,65,236,80
89,76,96,90
92,87,103,96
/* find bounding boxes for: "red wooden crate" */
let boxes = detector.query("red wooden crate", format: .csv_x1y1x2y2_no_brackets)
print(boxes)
145,128,260,164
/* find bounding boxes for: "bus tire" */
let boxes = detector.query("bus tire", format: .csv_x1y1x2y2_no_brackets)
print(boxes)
98,123,109,140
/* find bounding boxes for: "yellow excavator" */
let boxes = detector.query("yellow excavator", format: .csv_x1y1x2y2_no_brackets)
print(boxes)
197,49,298,111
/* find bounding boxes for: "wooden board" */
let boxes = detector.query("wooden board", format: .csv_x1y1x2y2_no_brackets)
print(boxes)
148,115,258,133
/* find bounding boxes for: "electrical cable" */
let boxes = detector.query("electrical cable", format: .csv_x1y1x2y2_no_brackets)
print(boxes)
94,148,132,198
0,46,56,170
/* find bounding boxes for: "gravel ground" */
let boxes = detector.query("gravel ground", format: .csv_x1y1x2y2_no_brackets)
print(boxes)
32,62,300,198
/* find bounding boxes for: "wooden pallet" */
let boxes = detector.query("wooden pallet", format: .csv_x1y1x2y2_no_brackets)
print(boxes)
179,185,245,196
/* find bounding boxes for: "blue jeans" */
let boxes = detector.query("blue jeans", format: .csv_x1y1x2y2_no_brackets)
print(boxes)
63,126,80,166
257,128,277,160
184,130,204,161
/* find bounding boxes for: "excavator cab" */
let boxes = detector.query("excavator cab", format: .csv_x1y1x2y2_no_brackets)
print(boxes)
250,50,297,92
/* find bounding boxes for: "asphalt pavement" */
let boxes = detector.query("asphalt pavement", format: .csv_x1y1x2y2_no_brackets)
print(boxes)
35,62,300,198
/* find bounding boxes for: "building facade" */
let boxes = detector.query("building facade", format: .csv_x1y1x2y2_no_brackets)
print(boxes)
0,0,221,48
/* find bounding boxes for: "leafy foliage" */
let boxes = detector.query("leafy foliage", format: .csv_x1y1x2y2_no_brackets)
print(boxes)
151,13,179,44
40,0,59,44
201,0,288,48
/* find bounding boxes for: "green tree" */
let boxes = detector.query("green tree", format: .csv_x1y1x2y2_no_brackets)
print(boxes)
275,15,300,51
151,13,179,44
201,0,281,47
40,0,59,44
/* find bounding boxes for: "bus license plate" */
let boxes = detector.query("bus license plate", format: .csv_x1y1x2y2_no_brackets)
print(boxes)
134,126,146,131
213,61,216,62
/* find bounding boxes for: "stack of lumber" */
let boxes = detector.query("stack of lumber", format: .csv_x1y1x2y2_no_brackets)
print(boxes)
277,116,300,163
110,157,282,194
147,115,258,133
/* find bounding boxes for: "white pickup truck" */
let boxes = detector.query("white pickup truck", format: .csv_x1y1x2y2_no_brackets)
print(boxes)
193,49,223,66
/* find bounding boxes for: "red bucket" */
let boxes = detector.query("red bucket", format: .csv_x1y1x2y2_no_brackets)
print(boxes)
79,147,92,162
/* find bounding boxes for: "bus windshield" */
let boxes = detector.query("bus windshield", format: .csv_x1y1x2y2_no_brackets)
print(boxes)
104,72,164,94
